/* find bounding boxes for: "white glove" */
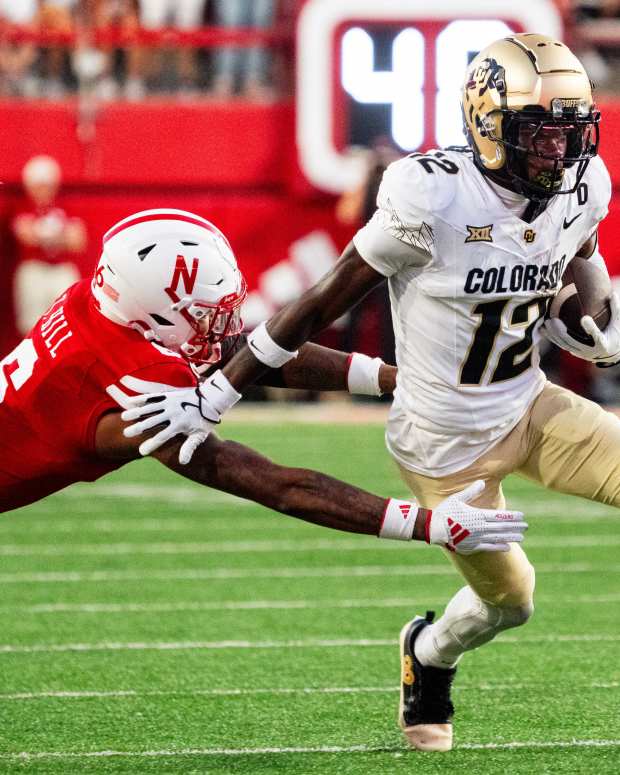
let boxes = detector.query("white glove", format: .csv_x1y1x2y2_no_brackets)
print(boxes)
106,376,217,464
542,292,620,367
428,480,527,554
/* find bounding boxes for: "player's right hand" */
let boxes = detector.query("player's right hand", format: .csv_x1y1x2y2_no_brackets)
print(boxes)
427,480,527,554
106,376,218,464
542,292,620,366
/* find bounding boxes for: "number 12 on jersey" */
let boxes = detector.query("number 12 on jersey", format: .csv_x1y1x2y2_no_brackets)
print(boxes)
460,298,549,386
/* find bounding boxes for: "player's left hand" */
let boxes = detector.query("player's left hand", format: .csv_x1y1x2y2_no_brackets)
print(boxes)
106,377,217,464
428,480,527,554
542,292,620,367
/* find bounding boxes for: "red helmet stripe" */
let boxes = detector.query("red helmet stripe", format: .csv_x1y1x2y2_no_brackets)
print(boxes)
103,212,230,247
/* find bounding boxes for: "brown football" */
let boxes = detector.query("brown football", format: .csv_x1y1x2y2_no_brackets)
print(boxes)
547,256,612,345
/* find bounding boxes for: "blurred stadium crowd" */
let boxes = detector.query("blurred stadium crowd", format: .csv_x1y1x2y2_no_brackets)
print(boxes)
0,2,619,101
0,0,294,101
1,0,619,404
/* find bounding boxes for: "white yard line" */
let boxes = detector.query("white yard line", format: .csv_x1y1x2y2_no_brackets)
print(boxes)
0,561,616,584
0,539,384,557
0,519,208,534
1,534,619,557
0,638,396,654
0,513,613,536
49,483,243,504
459,739,620,751
2,592,620,616
1,739,620,760
1,686,398,701
1,632,619,655
0,598,414,614
6,482,617,516
2,681,617,702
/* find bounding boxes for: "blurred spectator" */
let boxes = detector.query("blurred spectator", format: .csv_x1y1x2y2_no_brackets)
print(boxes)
12,156,87,335
139,0,207,94
0,0,38,97
73,0,142,101
576,0,620,18
212,0,276,100
37,0,80,97
571,0,620,86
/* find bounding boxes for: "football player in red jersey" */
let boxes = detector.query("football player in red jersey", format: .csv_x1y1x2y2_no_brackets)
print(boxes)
0,208,526,555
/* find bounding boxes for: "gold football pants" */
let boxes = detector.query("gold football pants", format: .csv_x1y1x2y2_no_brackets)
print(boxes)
399,382,620,607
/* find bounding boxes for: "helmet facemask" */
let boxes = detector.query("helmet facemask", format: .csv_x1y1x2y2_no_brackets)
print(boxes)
497,103,600,199
462,35,601,202
172,281,247,365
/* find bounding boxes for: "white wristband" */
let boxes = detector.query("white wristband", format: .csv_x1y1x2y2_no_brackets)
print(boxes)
247,321,299,368
199,369,242,415
347,353,383,396
379,498,418,541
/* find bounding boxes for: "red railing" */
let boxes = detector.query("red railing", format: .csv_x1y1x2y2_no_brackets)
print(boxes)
0,24,293,49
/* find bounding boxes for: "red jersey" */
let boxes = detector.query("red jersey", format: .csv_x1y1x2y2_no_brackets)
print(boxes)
0,280,196,513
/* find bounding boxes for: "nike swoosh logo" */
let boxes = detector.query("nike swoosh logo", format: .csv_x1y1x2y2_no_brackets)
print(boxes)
180,401,199,412
249,340,264,354
563,214,582,229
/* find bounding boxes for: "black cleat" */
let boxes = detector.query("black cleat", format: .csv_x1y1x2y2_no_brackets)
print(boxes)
398,610,456,752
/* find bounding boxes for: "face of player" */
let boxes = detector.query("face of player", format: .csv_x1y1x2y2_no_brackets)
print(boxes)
182,306,243,365
517,123,570,185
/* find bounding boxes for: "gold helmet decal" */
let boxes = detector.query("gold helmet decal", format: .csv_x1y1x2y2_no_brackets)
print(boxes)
463,56,508,170
461,33,600,198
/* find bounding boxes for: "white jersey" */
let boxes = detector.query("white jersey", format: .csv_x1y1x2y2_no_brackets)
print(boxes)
353,149,611,476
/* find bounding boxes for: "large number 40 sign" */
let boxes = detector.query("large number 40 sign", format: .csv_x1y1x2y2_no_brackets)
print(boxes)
296,0,563,192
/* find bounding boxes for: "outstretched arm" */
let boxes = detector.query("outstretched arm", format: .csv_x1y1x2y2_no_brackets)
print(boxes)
95,409,412,537
94,410,527,552
275,343,396,395
205,334,396,394
223,243,385,390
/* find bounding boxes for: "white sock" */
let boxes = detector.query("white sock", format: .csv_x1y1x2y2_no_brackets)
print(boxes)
414,586,506,669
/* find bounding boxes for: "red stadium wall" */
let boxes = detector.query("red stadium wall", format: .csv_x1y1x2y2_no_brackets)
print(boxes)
2,99,620,356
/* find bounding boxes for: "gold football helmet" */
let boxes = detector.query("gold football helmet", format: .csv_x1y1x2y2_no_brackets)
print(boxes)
462,33,600,198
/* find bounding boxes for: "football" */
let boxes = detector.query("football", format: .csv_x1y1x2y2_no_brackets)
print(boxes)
547,256,612,345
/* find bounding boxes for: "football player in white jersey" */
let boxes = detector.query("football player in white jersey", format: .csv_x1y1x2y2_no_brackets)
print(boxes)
120,34,620,751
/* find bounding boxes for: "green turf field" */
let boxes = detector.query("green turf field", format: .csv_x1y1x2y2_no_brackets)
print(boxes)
0,416,619,774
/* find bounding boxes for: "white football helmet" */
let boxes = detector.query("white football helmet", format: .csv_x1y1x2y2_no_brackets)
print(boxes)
92,209,247,364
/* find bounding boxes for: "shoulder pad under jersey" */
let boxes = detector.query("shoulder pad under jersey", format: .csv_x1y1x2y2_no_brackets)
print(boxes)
378,149,463,223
